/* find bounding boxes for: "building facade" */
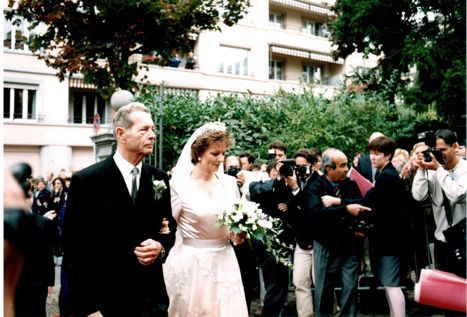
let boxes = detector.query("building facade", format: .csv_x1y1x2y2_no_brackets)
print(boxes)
3,0,375,176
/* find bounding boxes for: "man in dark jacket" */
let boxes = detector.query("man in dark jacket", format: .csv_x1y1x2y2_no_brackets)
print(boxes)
63,103,176,317
309,148,370,317
249,142,295,316
287,149,319,317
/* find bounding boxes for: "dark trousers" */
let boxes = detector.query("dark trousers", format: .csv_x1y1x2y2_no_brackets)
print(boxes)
260,251,290,316
313,240,360,317
234,243,258,310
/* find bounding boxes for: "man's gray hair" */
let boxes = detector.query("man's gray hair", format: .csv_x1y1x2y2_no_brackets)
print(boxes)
321,148,344,174
112,102,150,134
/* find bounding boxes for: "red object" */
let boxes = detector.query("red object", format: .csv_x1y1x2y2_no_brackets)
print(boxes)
415,269,467,313
348,167,374,197
93,113,101,134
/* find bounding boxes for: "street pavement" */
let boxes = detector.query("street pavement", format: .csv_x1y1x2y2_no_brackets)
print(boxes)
46,261,444,317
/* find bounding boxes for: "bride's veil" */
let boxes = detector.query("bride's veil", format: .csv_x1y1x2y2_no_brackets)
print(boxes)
171,121,227,185
169,122,227,241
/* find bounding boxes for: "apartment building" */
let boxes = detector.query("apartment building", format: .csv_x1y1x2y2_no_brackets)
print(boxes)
3,0,375,176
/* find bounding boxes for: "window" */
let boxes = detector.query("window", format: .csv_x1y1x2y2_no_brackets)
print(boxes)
4,13,46,51
302,20,329,38
269,60,284,80
303,64,322,83
269,12,284,29
3,15,28,50
3,85,37,120
218,46,249,76
70,90,108,125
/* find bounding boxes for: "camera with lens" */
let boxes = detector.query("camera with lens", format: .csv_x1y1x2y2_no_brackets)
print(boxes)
226,166,241,177
347,219,374,236
279,159,312,178
278,159,296,177
295,165,311,178
417,131,444,165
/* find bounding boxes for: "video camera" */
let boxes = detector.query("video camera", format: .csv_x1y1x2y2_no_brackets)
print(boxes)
347,219,375,236
226,166,241,177
278,159,311,178
417,131,444,165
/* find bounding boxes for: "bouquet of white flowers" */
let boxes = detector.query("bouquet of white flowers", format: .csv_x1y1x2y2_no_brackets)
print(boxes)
217,196,294,268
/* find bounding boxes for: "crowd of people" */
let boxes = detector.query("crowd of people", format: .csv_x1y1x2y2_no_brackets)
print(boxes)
4,100,466,317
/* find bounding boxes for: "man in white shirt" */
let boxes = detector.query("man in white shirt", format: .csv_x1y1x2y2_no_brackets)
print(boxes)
412,129,467,278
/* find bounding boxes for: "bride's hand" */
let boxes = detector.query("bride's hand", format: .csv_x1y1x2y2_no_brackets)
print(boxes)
229,231,246,245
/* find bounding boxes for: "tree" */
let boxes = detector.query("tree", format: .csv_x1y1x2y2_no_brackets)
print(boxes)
330,0,466,127
6,0,249,97
136,86,431,170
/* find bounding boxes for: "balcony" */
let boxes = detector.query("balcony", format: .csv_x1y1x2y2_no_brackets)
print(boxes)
270,0,333,16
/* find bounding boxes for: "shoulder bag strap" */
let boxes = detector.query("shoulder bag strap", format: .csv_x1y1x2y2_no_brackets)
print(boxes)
442,190,453,226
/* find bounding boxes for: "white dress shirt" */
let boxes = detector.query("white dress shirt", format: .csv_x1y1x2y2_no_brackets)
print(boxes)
113,150,142,196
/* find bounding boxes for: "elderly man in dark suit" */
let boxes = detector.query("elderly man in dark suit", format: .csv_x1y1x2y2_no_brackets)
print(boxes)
62,102,176,317
309,148,370,317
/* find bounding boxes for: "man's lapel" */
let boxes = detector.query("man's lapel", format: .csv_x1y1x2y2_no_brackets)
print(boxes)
137,164,157,205
107,157,134,205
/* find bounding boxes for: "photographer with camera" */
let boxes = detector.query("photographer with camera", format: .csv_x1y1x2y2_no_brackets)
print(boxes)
282,148,321,317
249,142,296,316
308,148,370,317
225,155,266,199
412,129,467,280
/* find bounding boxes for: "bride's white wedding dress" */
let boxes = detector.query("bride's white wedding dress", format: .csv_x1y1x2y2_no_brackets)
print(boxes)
163,171,249,317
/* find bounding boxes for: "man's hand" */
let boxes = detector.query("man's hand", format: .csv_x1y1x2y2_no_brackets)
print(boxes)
236,171,245,187
283,170,298,189
133,239,163,266
417,152,441,171
277,202,288,212
87,312,103,317
346,204,371,217
43,210,57,220
321,195,341,207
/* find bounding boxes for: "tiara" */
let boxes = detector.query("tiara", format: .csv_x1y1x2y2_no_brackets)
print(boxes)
196,121,227,137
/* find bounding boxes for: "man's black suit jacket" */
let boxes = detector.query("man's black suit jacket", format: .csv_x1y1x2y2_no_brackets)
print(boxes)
62,157,176,317
308,175,363,250
288,172,320,250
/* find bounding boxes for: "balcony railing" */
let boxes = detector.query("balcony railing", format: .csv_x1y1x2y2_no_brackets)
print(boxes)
270,0,333,15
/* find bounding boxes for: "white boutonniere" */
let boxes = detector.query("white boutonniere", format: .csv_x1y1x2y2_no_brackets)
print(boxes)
152,178,167,200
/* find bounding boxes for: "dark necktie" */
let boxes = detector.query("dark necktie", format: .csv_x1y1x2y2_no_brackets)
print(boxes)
131,167,139,202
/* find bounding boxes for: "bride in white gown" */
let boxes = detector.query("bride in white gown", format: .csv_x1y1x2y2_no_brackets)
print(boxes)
163,122,249,317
